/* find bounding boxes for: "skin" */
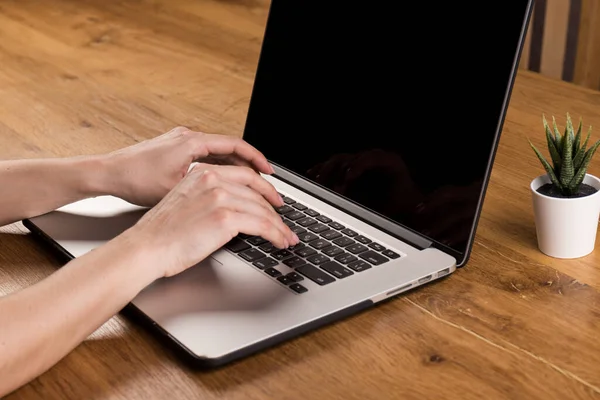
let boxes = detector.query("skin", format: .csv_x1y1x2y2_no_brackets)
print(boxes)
0,126,299,397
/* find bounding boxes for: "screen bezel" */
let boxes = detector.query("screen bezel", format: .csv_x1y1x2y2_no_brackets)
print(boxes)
242,0,534,267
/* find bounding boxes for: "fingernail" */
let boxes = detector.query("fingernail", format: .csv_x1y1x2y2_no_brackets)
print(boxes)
284,239,290,248
292,233,299,244
278,194,285,204
270,164,276,174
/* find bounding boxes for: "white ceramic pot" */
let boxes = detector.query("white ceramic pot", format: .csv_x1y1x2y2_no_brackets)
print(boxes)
531,173,600,258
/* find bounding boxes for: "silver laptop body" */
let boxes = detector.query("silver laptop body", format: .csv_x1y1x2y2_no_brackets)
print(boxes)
23,0,533,367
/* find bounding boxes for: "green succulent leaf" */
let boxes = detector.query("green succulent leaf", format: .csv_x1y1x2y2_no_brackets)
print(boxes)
552,116,563,153
568,138,600,191
534,114,598,196
543,115,562,169
567,113,575,141
560,116,575,186
573,116,582,151
530,140,562,190
543,115,556,145
574,125,592,170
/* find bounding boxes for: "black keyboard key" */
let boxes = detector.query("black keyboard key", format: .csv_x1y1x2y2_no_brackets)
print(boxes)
382,249,400,259
264,268,282,277
359,251,389,265
295,247,317,257
333,237,355,247
290,225,307,235
290,283,308,293
277,275,293,285
283,197,296,204
309,239,331,250
341,228,358,237
320,261,354,279
321,230,342,240
276,205,294,214
348,260,372,272
316,215,332,223
226,238,251,253
238,233,252,239
368,242,386,251
307,254,329,265
328,222,345,230
247,236,268,246
286,272,304,282
239,248,267,262
355,235,372,244
259,242,276,253
334,253,358,264
346,243,368,254
296,265,336,285
282,219,295,228
253,257,278,269
322,246,344,257
286,211,306,220
304,209,319,217
283,256,307,268
288,243,305,251
299,232,319,242
297,217,317,227
271,249,294,260
308,223,329,233
293,203,308,210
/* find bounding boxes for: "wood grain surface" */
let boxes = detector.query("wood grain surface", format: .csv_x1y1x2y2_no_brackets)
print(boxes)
1,1,600,399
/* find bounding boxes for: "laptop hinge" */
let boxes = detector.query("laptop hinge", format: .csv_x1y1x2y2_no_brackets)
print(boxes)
270,165,433,250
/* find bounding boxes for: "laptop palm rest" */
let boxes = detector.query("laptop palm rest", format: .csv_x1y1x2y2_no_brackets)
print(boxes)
25,196,317,359
133,249,295,323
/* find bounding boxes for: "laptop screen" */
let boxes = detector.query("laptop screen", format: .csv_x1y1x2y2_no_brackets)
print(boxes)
243,1,532,259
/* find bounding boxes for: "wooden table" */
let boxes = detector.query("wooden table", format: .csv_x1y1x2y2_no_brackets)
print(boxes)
1,1,600,399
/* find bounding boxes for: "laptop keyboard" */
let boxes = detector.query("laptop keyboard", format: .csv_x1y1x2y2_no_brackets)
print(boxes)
224,193,403,294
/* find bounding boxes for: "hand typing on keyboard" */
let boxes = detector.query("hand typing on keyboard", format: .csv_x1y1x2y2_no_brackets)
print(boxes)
132,162,300,278
226,193,402,293
103,126,282,207
0,126,299,394
112,128,301,278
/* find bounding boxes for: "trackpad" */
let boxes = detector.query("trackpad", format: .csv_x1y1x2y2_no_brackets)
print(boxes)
131,249,293,320
131,250,318,359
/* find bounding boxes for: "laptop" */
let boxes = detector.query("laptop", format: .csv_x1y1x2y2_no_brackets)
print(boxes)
23,0,534,367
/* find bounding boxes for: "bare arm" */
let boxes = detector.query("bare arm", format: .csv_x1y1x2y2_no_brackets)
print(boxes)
0,128,298,396
0,164,297,397
0,126,277,228
0,156,110,227
0,229,158,395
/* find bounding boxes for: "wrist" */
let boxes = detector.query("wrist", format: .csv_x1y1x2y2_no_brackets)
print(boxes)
63,155,115,198
106,226,166,286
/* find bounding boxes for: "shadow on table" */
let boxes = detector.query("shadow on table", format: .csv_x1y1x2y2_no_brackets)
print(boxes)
0,230,63,295
158,312,372,396
2,213,373,398
6,315,367,400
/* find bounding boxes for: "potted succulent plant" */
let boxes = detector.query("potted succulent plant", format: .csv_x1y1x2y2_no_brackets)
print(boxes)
529,113,600,258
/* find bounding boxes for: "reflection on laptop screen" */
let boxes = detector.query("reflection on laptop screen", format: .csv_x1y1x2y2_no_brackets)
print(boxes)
243,1,531,256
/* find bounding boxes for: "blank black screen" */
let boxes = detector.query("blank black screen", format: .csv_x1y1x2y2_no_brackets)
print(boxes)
243,1,532,257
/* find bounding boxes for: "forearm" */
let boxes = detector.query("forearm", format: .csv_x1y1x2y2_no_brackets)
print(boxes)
0,229,160,396
0,156,112,226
